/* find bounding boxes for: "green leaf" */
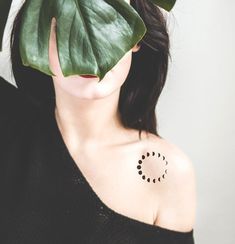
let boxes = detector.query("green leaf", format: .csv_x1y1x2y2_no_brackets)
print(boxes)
0,0,13,51
19,0,146,80
148,0,176,11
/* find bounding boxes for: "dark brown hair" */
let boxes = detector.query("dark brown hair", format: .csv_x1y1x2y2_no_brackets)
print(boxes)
10,0,171,139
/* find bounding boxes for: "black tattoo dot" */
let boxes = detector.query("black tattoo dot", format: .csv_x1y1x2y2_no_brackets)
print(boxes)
162,174,165,179
158,153,160,157
165,169,168,174
142,175,146,180
147,178,150,182
137,165,141,170
158,177,161,182
163,155,165,160
142,155,145,160
153,179,156,183
138,160,142,164
138,171,142,175
147,152,150,157
152,152,155,156
165,161,168,165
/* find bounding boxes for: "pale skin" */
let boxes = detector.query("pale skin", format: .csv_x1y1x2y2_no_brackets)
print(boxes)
48,0,196,232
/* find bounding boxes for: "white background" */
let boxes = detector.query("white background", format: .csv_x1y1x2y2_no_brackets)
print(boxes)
0,0,235,243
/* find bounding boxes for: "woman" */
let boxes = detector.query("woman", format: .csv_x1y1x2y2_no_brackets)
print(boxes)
0,0,196,243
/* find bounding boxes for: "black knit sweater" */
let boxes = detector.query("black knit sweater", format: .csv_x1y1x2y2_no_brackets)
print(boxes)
0,76,195,244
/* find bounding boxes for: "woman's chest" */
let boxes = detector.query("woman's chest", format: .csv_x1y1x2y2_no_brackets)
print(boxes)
0,118,163,243
68,140,159,227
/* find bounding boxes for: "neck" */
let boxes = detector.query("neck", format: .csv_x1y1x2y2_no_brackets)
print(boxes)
54,86,125,149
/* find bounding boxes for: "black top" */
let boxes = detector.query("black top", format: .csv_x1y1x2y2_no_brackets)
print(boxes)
0,76,195,244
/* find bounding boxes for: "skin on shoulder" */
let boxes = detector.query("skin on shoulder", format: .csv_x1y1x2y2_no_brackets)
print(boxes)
142,133,196,232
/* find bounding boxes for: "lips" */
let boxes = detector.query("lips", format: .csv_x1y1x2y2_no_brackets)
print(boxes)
80,75,97,78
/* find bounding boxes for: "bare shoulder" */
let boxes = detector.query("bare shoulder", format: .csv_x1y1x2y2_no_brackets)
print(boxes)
142,132,197,232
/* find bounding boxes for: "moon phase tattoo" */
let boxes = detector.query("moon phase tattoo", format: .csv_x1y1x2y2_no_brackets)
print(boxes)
137,151,168,183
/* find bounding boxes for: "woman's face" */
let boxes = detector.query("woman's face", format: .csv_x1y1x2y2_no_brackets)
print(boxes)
48,0,140,100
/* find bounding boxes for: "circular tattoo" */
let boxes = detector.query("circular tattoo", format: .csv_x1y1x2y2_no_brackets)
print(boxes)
136,151,168,184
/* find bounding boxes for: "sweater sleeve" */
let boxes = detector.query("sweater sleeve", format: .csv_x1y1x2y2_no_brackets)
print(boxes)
0,75,37,114
0,76,38,136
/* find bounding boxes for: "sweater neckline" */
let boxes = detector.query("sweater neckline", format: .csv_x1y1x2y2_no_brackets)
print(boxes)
48,105,194,237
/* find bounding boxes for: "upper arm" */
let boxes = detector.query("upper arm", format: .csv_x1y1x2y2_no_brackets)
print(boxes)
152,138,197,232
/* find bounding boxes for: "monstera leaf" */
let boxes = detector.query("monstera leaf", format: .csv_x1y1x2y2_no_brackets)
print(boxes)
149,0,176,11
0,0,13,51
0,0,177,80
19,0,146,80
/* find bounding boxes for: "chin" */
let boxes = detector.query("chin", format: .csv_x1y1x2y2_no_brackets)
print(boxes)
54,78,119,100
68,85,121,100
